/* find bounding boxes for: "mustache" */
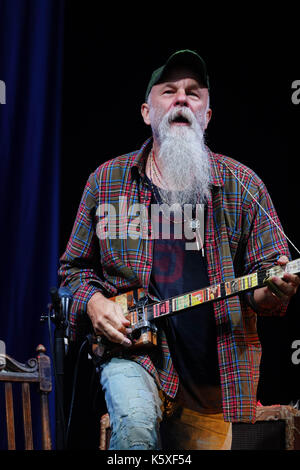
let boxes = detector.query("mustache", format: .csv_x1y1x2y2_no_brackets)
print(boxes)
167,106,195,125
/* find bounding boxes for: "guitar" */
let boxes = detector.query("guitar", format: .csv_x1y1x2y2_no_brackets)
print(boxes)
91,258,300,363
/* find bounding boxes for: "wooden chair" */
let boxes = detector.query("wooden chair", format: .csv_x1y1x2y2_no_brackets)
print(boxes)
99,412,111,450
0,344,52,450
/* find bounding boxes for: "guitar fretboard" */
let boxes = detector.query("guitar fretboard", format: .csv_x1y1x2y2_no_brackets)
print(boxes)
128,258,300,326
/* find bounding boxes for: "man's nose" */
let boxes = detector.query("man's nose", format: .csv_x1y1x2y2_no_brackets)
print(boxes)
174,89,188,107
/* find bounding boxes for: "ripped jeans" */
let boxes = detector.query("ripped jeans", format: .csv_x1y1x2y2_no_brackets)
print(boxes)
100,357,163,450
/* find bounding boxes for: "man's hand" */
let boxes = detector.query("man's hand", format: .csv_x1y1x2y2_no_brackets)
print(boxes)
253,255,300,312
87,292,132,347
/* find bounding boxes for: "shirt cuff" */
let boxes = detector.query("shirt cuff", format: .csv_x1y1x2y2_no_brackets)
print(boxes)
68,284,104,341
244,291,260,313
244,290,288,316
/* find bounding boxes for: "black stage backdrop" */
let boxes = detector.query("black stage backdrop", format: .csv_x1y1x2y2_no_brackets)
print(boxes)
60,3,300,449
0,0,300,450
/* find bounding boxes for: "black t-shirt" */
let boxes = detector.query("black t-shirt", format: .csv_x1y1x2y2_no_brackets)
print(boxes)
147,180,220,406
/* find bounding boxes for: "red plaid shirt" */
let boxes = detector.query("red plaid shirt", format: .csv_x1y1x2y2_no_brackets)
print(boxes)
59,138,290,423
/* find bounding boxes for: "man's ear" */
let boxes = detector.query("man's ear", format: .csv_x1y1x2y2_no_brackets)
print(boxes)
204,108,212,130
141,103,151,126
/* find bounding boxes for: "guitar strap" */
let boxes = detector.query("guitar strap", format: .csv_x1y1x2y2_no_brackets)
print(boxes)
133,289,139,305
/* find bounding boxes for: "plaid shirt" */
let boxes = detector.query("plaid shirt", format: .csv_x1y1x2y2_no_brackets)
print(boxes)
58,137,290,423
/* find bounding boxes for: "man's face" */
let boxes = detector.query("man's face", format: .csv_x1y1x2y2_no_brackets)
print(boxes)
141,65,212,206
141,65,212,134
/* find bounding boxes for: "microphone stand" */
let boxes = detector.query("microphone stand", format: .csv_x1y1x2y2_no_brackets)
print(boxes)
41,287,71,450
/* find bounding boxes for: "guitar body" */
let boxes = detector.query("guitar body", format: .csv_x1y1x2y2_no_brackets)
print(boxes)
111,287,158,347
110,288,146,315
91,288,158,364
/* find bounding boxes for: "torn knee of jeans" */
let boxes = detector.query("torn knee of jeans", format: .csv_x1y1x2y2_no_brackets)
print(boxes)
129,396,153,411
119,416,157,448
131,399,161,419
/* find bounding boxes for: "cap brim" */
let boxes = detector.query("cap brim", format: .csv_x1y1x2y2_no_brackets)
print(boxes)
145,50,209,101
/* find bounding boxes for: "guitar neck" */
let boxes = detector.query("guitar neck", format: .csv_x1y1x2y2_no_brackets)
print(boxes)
128,258,300,326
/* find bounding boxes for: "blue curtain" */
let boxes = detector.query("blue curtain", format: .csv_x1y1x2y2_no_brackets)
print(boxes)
0,0,64,449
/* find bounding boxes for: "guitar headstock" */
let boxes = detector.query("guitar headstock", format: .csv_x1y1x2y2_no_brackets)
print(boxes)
265,258,300,280
266,264,286,279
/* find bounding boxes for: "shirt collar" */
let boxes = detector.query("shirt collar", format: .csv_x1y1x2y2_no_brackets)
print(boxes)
207,147,225,187
131,137,224,188
131,137,153,181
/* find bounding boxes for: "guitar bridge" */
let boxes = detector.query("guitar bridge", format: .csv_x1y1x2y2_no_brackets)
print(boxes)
129,296,158,348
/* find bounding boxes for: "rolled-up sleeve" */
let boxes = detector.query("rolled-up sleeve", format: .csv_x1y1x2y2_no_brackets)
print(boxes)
242,176,291,316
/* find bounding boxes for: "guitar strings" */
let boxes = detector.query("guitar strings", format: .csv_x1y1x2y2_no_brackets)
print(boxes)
222,159,300,256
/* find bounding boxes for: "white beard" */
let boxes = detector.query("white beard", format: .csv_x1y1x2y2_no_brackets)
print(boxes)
149,105,211,207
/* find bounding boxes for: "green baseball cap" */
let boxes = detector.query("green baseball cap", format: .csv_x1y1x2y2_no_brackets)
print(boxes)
145,49,209,101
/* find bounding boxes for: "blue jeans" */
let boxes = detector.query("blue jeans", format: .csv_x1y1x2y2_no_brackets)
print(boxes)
100,357,163,450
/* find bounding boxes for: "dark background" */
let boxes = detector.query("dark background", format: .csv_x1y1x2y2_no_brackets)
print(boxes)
60,4,300,447
61,9,299,255
60,4,300,448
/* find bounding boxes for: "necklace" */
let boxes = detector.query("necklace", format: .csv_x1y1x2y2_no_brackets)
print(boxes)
149,151,184,223
149,150,165,190
152,151,163,179
147,150,204,254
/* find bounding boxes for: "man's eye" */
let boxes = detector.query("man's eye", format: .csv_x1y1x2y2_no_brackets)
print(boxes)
163,90,174,94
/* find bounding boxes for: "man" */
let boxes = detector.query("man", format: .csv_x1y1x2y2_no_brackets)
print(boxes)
59,50,300,450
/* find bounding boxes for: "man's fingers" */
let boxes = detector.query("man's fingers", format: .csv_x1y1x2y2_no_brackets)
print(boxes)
99,303,132,344
268,274,299,300
87,294,132,344
277,255,289,266
265,281,289,303
114,303,131,327
97,313,130,338
102,323,132,347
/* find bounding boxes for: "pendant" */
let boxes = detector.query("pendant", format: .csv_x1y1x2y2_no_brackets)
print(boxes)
189,218,201,231
188,219,204,256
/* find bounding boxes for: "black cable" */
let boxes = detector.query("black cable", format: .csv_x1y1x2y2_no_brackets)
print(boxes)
47,309,67,448
65,337,89,447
